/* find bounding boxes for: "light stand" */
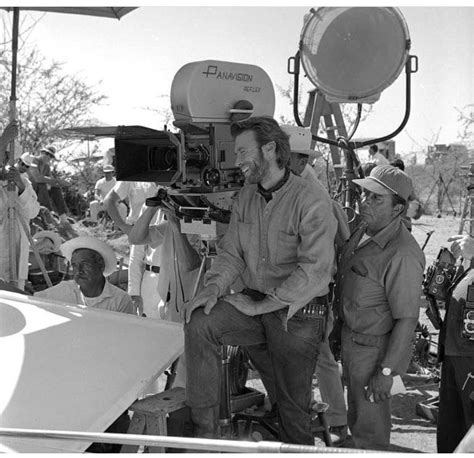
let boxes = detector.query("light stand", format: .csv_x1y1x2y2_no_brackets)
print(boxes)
288,7,418,219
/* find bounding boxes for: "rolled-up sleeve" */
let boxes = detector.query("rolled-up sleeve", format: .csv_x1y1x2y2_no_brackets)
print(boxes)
385,253,424,319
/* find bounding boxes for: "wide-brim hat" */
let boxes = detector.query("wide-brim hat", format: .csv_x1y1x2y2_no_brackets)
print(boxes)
281,125,322,158
20,152,34,167
103,164,115,173
40,146,56,159
352,165,413,202
32,230,62,254
60,236,117,276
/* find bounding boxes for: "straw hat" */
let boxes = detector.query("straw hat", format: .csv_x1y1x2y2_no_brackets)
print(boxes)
60,236,117,276
32,230,62,254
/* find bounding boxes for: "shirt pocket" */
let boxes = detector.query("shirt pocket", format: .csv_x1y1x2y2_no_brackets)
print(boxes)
276,230,299,265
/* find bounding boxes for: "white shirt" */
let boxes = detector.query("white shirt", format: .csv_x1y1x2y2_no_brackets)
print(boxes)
113,181,159,224
94,177,116,201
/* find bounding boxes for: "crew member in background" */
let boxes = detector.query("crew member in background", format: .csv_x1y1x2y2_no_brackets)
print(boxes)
36,235,134,452
36,235,134,315
0,121,40,290
368,144,389,166
182,117,337,444
390,158,422,231
283,125,349,445
332,165,425,450
436,234,474,452
89,164,125,222
28,145,76,238
128,198,201,390
103,180,159,314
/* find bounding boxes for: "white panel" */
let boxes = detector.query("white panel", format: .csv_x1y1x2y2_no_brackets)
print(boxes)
0,291,184,453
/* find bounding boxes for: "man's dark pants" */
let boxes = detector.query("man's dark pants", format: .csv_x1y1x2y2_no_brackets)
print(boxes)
437,355,474,452
184,300,324,445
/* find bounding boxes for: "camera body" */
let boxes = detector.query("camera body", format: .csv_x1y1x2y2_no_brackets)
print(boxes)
423,248,457,301
115,60,276,191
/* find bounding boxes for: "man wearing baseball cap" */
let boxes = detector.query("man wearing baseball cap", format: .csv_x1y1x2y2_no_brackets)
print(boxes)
331,165,425,450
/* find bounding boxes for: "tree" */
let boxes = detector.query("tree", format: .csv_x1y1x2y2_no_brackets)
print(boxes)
0,16,108,218
0,47,106,153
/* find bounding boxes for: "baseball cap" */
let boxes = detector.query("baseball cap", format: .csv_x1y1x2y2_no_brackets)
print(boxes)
352,165,413,202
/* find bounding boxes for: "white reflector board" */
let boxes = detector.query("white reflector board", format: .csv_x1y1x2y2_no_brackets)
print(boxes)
0,291,184,453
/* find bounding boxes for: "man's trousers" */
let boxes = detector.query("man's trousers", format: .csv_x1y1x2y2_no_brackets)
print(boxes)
341,326,391,450
437,355,474,452
184,300,324,445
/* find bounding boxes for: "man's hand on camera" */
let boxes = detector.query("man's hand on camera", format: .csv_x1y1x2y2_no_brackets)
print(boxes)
448,234,474,260
182,284,219,324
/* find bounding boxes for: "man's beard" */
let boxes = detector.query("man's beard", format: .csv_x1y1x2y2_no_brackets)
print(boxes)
245,152,270,185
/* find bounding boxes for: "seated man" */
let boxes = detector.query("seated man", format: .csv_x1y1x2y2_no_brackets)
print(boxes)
89,165,126,223
36,235,134,452
182,117,337,444
36,235,134,314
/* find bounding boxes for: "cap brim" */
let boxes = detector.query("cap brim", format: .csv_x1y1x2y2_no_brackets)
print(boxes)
291,149,322,159
352,177,393,195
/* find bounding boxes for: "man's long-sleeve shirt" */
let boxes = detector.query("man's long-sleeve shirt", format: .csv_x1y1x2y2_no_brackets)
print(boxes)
204,172,337,320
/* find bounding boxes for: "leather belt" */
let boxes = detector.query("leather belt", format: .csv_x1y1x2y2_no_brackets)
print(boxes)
241,288,328,318
145,264,160,274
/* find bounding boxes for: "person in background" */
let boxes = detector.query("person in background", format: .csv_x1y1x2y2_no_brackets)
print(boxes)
89,164,126,223
390,158,422,231
28,145,76,237
436,234,474,452
36,235,134,452
332,165,425,450
182,117,337,444
0,122,40,290
103,180,159,314
129,199,202,390
36,235,134,315
368,144,389,166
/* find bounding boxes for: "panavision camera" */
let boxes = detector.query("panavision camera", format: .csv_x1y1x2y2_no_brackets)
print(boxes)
64,60,275,237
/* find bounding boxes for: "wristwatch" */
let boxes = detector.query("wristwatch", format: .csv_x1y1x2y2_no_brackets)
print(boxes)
381,367,392,376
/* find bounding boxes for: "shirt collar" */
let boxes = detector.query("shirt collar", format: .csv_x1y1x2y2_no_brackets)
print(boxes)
365,216,403,249
77,277,113,299
257,167,290,202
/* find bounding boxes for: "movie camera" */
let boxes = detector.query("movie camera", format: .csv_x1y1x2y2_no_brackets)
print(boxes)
63,60,275,237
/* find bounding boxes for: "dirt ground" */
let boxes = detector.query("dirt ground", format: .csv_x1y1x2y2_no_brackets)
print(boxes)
75,212,463,452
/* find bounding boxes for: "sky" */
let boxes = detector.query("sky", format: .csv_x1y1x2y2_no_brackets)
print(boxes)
1,2,473,158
